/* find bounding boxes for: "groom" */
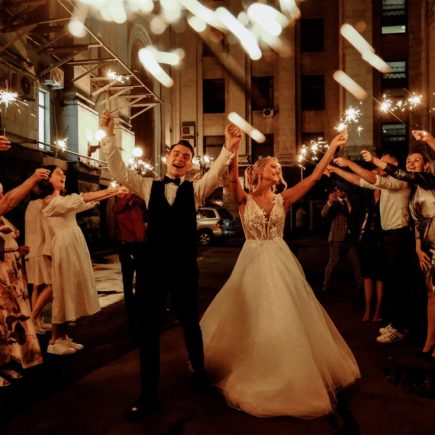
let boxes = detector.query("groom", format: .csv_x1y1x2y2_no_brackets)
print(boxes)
100,111,242,419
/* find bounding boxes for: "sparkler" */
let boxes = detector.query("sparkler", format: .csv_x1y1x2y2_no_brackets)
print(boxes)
334,105,362,134
69,1,298,62
376,92,424,126
54,138,68,152
227,112,265,143
0,90,18,108
297,138,329,170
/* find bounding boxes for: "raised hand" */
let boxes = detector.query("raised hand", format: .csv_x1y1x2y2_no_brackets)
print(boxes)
334,157,350,167
31,168,50,182
328,191,338,204
0,135,11,152
412,129,433,142
329,132,348,149
324,165,335,176
361,150,373,163
225,124,243,152
100,110,115,137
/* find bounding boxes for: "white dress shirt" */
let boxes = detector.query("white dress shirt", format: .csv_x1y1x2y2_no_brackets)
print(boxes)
359,174,411,230
102,137,234,208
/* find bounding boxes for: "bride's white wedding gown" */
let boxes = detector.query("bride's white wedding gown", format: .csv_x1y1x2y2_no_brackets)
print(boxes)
200,194,360,418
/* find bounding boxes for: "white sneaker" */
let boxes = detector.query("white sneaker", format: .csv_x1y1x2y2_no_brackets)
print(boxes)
379,324,394,335
376,327,406,344
47,339,76,355
64,336,84,351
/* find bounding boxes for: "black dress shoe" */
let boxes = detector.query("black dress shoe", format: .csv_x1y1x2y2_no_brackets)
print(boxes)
126,396,159,421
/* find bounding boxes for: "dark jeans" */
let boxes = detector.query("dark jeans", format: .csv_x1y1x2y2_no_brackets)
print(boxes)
118,241,147,338
136,257,204,399
382,227,422,333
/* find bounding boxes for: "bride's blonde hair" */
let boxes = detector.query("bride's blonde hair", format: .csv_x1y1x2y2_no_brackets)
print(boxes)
244,156,287,193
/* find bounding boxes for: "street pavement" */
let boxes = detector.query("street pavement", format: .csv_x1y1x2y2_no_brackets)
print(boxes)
1,236,435,435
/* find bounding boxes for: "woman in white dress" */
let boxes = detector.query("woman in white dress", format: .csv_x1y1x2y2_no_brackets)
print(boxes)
200,132,360,419
25,198,53,334
39,165,123,356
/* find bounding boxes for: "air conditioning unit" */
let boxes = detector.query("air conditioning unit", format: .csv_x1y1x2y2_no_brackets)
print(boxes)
262,108,275,118
42,67,64,89
182,124,195,138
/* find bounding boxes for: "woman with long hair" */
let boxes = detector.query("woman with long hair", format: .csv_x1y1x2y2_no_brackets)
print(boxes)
200,132,360,418
361,135,435,359
38,165,123,355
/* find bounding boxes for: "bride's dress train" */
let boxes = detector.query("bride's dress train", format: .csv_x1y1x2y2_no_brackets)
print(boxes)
200,194,360,418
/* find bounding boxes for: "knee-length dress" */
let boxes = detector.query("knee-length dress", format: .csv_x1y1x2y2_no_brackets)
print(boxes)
0,216,42,368
200,194,360,418
25,199,52,286
42,194,100,324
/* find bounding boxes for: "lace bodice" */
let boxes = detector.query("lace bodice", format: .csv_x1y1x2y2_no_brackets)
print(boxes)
241,194,286,240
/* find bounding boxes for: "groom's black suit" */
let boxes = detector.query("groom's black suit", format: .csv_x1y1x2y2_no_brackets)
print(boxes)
137,179,204,399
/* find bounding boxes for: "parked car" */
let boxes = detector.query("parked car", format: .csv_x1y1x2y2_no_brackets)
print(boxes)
196,206,237,246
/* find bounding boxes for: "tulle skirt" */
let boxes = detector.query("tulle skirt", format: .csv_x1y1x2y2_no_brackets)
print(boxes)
200,239,360,418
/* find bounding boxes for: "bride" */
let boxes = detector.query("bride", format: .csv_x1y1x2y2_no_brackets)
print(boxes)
200,131,360,419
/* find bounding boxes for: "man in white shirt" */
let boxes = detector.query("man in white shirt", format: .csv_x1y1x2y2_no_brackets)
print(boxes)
100,111,242,420
329,152,418,344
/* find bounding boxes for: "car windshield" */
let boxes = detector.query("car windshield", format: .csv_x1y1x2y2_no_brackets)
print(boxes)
218,208,233,220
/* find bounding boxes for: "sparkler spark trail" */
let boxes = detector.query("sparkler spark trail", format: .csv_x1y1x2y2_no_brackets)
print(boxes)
54,138,68,152
334,105,362,133
297,138,329,169
0,90,18,108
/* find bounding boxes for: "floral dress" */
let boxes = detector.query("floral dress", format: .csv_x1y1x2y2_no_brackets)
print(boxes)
0,216,42,369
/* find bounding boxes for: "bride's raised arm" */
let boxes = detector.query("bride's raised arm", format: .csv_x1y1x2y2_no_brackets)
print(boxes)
282,132,348,207
227,126,247,206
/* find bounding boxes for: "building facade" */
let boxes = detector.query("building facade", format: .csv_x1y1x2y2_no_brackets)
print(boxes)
1,0,434,241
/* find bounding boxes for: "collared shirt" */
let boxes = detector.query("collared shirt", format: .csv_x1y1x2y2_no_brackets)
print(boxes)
359,174,410,230
102,137,234,208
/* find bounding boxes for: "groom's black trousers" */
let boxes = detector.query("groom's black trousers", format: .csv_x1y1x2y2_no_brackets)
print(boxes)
135,253,204,399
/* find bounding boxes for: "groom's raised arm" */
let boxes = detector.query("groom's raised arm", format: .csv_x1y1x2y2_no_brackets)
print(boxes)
100,111,152,205
194,124,241,205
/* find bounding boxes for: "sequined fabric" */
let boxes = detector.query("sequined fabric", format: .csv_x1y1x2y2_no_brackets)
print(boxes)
201,193,360,418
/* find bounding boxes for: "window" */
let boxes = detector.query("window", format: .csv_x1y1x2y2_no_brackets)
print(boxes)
198,209,216,219
381,60,407,96
381,0,407,34
38,89,50,150
204,135,225,160
300,19,324,52
381,123,407,146
301,75,325,110
203,79,225,113
251,76,274,111
252,134,274,162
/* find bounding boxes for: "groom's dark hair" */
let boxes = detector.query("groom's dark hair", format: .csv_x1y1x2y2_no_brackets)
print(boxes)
169,140,195,159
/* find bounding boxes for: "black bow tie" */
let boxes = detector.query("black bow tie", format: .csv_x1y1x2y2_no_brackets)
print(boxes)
163,176,181,186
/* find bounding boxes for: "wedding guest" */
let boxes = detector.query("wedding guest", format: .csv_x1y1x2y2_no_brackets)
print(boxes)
321,188,362,293
362,145,435,359
38,165,124,356
112,189,147,338
330,154,418,344
0,149,49,386
25,196,53,334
